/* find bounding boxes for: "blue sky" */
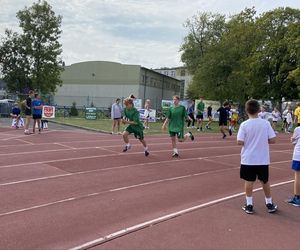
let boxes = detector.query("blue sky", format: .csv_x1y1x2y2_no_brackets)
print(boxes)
1,0,300,68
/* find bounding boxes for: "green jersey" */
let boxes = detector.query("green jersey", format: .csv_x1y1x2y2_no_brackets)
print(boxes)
197,101,205,115
167,105,187,132
124,107,144,131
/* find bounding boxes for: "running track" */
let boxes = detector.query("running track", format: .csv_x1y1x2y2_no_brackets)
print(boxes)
0,126,299,249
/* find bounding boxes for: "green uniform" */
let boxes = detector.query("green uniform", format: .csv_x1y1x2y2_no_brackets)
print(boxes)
197,101,205,116
124,107,144,139
167,105,187,139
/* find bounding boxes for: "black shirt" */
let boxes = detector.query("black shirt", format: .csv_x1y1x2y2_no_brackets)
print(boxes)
217,107,228,122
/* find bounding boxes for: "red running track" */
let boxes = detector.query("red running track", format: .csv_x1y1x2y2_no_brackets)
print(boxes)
0,127,298,249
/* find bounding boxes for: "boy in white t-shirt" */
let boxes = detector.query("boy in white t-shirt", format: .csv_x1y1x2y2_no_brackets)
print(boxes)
287,127,300,206
237,99,277,214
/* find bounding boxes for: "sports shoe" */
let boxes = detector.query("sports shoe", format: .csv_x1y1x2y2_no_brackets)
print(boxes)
144,150,149,157
172,152,179,158
189,131,194,141
266,203,277,213
242,204,254,214
229,129,232,136
205,124,208,129
287,196,300,206
222,134,227,139
122,145,131,152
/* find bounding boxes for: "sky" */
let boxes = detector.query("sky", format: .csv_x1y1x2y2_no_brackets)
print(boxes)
1,0,300,69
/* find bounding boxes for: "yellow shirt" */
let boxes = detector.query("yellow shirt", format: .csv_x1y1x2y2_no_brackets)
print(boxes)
294,107,300,123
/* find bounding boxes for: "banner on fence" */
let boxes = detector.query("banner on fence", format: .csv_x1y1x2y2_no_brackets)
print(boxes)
138,109,156,122
42,106,55,119
85,107,97,120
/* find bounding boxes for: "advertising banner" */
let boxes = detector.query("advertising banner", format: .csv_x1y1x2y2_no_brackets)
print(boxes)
85,107,97,120
42,106,55,119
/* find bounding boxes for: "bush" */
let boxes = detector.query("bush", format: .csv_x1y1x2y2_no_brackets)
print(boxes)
70,102,78,116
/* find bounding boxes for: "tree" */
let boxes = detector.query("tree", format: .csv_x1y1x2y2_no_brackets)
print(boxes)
0,0,63,95
249,7,300,102
0,30,31,94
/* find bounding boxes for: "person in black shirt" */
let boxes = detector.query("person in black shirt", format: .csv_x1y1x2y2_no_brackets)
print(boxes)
217,101,232,139
205,105,213,129
22,90,35,135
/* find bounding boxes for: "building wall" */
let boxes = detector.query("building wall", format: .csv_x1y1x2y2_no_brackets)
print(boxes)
54,61,181,110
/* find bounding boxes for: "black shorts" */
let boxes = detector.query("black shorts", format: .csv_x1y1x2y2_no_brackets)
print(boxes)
33,114,42,119
113,117,121,120
25,109,32,116
240,164,269,184
196,114,203,119
219,120,227,126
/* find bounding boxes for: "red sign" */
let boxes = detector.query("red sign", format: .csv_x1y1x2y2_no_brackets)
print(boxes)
42,106,55,118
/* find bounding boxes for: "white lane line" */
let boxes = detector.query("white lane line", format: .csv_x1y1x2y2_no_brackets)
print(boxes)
69,179,294,250
0,145,241,169
0,130,55,141
15,139,35,145
0,166,240,217
54,143,77,150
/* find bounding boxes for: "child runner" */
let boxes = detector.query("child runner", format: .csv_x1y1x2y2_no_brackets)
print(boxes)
205,105,213,129
122,98,149,156
196,97,205,131
143,99,151,129
187,100,196,128
22,90,35,135
217,101,232,139
271,107,280,133
111,98,123,134
162,95,194,157
286,108,293,133
288,126,300,206
32,94,43,134
237,99,277,214
229,107,239,132
294,102,300,127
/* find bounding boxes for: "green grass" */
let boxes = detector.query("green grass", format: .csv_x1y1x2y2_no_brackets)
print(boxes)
52,117,225,135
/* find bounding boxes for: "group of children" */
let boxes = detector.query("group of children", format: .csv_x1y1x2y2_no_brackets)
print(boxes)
10,90,45,135
120,95,300,213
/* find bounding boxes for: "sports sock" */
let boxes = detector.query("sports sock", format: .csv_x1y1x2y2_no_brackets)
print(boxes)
144,147,148,151
173,148,178,154
265,197,272,204
246,196,253,205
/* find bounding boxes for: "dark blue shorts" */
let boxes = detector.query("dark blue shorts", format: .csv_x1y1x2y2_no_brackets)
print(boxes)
292,160,300,171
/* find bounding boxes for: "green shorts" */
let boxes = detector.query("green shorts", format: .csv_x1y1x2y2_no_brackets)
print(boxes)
169,130,184,139
126,125,144,140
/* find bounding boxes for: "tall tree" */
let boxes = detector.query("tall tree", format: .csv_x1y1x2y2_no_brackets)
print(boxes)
246,7,300,102
0,0,63,95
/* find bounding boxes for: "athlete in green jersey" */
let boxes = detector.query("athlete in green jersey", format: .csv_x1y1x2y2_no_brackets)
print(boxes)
196,97,205,131
162,95,195,157
122,98,149,156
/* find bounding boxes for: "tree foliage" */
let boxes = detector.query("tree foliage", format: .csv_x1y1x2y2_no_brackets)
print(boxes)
182,7,300,104
0,0,63,95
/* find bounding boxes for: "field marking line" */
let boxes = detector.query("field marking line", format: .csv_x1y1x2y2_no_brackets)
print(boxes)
0,146,292,171
0,130,55,141
69,179,294,250
15,138,35,145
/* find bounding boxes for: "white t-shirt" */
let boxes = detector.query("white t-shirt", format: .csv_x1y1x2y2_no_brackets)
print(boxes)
286,112,293,124
272,111,280,122
258,111,270,120
292,127,300,161
237,118,276,165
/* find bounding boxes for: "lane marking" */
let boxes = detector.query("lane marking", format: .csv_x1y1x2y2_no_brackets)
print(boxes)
0,144,291,170
0,166,240,217
69,179,294,250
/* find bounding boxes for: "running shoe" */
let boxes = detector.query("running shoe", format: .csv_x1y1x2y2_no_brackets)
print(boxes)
242,204,254,214
266,203,278,213
122,145,131,152
229,129,232,136
287,196,300,206
189,131,194,141
223,134,227,139
172,152,179,158
144,150,149,157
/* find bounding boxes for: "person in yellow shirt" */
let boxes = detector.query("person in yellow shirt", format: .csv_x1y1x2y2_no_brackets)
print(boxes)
294,102,300,127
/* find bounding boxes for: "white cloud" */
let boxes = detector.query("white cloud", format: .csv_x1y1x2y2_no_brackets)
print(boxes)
1,0,300,68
